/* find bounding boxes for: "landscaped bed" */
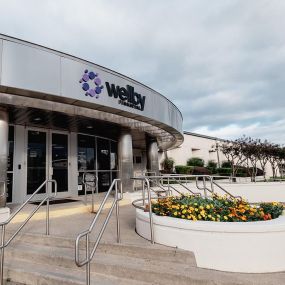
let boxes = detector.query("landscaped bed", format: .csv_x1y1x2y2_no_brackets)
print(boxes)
152,195,283,222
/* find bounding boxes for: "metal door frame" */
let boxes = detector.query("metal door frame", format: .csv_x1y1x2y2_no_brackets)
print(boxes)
24,127,71,201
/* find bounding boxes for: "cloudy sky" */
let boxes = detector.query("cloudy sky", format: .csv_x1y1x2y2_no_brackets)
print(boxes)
1,0,285,143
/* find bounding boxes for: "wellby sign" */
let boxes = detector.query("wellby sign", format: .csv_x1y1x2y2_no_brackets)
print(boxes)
80,69,146,111
105,82,146,111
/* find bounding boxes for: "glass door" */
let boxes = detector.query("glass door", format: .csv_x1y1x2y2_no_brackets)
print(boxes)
26,129,69,196
27,130,47,195
51,133,68,192
7,126,14,203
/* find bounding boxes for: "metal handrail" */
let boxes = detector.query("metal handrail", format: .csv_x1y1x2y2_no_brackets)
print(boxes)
164,177,202,196
83,172,98,213
0,179,57,285
75,179,123,285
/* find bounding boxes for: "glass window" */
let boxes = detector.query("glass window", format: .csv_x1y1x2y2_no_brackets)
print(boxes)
52,133,68,192
97,138,110,170
111,142,117,170
78,134,96,171
7,126,14,172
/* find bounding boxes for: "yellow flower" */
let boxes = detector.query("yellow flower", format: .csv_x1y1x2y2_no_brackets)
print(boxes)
208,214,212,218
195,208,198,212
181,205,185,209
223,216,228,220
198,214,202,219
174,212,178,216
182,209,187,214
206,205,210,210
181,215,185,219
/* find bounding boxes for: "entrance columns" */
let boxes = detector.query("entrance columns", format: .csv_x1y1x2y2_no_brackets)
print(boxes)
118,130,134,192
0,108,9,212
147,138,159,175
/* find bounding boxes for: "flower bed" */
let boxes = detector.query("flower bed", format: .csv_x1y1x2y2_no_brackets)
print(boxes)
152,195,283,222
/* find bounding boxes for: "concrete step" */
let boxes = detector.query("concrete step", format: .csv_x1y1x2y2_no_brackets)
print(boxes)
5,242,198,285
4,258,150,285
7,231,195,265
4,232,285,285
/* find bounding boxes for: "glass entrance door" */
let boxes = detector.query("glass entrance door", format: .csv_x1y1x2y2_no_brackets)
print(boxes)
26,129,69,195
27,130,47,195
51,133,68,192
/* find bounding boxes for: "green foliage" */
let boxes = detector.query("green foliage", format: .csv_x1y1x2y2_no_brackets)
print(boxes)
207,160,217,168
260,202,284,219
207,160,218,174
175,165,193,174
161,157,175,172
187,157,204,167
216,167,232,176
216,167,248,177
221,161,231,168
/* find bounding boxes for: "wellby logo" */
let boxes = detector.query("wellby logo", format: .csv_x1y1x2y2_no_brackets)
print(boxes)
105,82,146,111
79,69,104,98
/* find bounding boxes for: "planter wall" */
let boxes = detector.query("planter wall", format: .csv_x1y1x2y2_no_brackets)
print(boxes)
136,209,285,273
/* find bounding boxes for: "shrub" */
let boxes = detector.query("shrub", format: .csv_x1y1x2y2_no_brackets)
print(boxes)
161,157,175,173
175,165,193,174
152,195,284,222
207,160,217,169
187,157,204,167
221,161,231,168
192,166,211,175
207,160,218,174
216,167,232,176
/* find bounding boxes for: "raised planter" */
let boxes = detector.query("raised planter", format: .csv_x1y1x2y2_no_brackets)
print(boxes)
136,208,285,273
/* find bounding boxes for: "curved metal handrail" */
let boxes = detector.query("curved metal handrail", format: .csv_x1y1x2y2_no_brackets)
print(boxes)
167,177,201,196
0,179,57,285
75,179,122,285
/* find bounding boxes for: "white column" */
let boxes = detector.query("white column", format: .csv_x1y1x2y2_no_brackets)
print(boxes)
118,130,134,192
147,139,159,175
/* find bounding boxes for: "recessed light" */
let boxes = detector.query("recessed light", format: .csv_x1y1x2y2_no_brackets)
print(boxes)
86,125,93,129
33,117,41,121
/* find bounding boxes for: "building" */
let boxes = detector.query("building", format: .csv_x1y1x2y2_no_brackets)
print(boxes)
164,131,226,167
0,34,183,206
165,131,275,178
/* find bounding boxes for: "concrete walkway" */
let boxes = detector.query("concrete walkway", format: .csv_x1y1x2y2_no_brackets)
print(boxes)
5,191,285,285
7,192,149,245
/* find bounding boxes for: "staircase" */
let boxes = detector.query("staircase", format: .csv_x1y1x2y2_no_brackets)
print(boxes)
4,231,197,285
3,231,285,284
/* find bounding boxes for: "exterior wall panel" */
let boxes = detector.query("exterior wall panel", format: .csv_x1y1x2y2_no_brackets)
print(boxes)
1,40,61,96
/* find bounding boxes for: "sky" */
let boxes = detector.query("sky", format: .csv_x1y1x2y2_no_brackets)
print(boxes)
0,0,285,143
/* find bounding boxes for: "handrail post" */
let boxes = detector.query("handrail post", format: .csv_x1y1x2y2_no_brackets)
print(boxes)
46,197,50,235
202,177,207,197
115,181,121,243
86,234,90,285
145,178,154,244
46,181,50,235
0,225,5,285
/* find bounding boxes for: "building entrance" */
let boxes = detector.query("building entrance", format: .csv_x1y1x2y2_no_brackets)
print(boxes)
26,129,69,196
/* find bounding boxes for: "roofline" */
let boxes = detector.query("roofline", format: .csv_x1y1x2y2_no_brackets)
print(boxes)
0,33,183,120
183,131,226,142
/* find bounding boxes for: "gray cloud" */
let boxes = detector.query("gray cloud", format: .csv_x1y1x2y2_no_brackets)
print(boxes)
1,0,285,143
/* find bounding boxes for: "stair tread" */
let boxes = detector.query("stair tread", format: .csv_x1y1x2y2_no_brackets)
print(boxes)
6,231,195,263
6,241,196,276
5,258,151,285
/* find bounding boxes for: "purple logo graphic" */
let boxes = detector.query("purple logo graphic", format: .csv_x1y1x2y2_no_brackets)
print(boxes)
79,69,104,98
